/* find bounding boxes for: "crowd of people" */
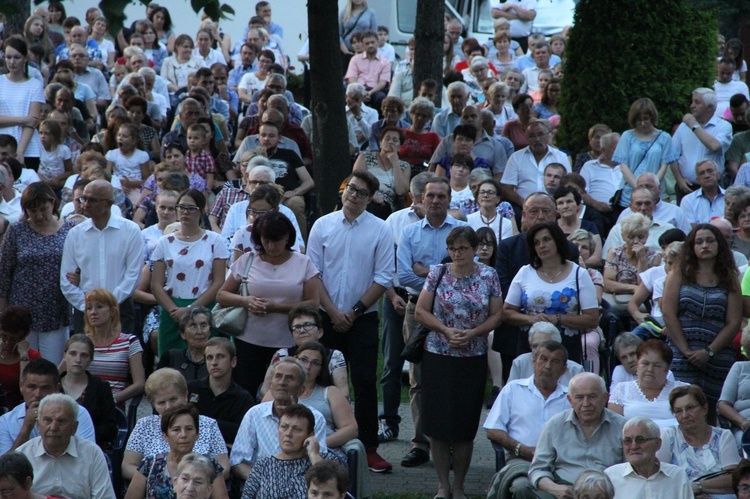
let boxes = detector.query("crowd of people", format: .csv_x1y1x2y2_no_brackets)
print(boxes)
0,0,750,497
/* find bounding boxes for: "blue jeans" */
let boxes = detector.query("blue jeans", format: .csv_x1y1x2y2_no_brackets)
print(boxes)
379,297,404,429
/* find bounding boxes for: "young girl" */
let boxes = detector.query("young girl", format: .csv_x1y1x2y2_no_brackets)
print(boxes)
109,62,128,100
134,159,207,223
38,119,72,189
105,122,151,203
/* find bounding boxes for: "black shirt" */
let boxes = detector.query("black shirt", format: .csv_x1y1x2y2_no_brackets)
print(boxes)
267,148,304,193
187,377,256,444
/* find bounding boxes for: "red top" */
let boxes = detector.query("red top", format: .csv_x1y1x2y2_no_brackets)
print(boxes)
0,349,42,408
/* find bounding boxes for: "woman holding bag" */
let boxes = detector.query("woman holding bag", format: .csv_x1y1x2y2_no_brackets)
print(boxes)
216,211,319,396
414,226,503,499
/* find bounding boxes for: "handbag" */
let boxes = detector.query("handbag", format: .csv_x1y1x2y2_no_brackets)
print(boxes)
401,264,447,363
212,253,255,337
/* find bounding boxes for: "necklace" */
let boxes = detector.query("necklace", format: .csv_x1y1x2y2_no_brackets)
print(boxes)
540,266,564,282
479,211,497,226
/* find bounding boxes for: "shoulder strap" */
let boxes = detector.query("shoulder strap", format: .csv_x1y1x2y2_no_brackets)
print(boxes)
632,131,663,174
430,264,449,313
342,9,367,40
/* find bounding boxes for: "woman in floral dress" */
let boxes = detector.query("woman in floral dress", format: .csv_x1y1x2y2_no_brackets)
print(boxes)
503,222,600,364
151,189,228,356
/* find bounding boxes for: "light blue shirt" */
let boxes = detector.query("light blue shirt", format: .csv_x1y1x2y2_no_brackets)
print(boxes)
512,53,562,72
679,187,725,226
0,402,96,455
397,215,466,295
431,108,462,139
308,210,394,314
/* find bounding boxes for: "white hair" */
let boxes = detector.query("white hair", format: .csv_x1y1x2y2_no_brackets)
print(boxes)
39,393,79,422
528,322,562,342
568,372,607,395
346,83,367,99
623,416,660,438
694,88,717,109
447,81,469,97
248,162,276,183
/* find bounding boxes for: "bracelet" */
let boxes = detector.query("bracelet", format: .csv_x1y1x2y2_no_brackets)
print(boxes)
514,443,522,457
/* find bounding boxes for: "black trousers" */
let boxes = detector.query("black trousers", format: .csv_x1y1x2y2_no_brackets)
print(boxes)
320,310,380,450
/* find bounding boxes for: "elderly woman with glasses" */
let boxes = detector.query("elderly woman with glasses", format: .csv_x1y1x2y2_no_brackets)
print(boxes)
152,190,228,356
217,212,319,396
657,384,740,497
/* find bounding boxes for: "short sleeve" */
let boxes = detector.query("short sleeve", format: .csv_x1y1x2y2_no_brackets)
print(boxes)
329,350,347,371
609,381,626,406
229,251,254,281
500,156,519,186
60,145,72,161
204,417,229,455
504,266,527,307
105,150,117,162
143,175,157,191
150,236,167,263
211,232,230,260
719,363,741,404
483,384,512,431
302,255,319,282
128,334,144,357
423,264,446,293
611,131,631,165
576,266,598,310
719,429,741,467
136,455,155,475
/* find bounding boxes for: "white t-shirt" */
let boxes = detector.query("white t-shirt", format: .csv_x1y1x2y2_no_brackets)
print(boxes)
0,75,45,157
238,72,265,96
449,185,474,211
639,265,666,319
63,173,122,191
38,144,71,178
105,148,150,180
489,0,537,38
14,168,40,192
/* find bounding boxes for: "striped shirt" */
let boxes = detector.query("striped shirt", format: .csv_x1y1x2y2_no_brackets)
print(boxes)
88,333,143,395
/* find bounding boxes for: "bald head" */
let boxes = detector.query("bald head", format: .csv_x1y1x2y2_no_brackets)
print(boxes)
261,108,284,128
267,94,289,119
710,217,734,245
86,180,114,201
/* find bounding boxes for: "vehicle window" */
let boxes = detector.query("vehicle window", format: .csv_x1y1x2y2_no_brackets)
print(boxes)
473,0,494,34
397,0,418,33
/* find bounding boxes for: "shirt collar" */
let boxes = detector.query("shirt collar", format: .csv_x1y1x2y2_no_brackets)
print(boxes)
83,213,122,232
338,208,370,226
419,214,458,230
35,435,78,458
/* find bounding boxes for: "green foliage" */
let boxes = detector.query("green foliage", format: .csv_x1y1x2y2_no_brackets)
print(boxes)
557,0,717,155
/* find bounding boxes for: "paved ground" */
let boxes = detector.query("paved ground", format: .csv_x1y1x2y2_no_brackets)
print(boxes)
368,403,496,498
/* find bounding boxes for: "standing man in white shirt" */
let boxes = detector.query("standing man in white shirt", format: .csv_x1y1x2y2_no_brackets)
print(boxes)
60,180,143,335
307,170,395,474
490,0,537,52
579,132,622,219
501,119,571,210
671,88,732,203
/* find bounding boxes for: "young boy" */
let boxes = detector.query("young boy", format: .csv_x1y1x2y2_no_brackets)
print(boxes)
306,460,350,499
377,26,396,63
350,32,364,56
185,123,216,189
0,135,41,192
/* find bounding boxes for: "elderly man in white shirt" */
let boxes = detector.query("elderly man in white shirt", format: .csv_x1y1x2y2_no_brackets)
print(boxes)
605,416,693,498
501,119,571,208
671,88,732,201
17,393,115,499
616,172,691,234
346,83,379,150
307,169,395,473
60,180,143,335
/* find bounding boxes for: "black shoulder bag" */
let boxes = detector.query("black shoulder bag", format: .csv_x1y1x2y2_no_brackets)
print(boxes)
401,264,448,364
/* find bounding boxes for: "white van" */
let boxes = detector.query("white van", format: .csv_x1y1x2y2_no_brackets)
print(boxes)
367,0,576,55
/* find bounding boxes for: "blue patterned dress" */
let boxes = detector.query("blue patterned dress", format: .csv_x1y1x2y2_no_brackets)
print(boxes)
668,284,734,404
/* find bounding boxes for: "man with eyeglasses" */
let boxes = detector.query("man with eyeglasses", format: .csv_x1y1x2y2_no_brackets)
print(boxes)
218,162,304,253
501,119,571,210
520,373,625,499
603,187,676,255
60,180,143,335
396,176,467,468
604,416,692,497
69,44,110,111
307,170,395,473
187,337,256,446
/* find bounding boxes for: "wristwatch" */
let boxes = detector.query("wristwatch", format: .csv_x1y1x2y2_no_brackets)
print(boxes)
352,301,367,317
691,123,700,132
705,347,715,358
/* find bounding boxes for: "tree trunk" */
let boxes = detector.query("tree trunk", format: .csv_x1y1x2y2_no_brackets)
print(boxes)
413,0,446,106
308,0,351,216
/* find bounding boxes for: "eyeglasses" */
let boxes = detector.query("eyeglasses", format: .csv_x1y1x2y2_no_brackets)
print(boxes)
447,246,472,255
478,190,497,196
291,322,317,333
526,208,554,216
248,179,270,186
621,436,658,446
246,208,269,217
738,484,750,495
77,196,108,204
345,183,370,199
297,356,323,368
479,242,493,248
176,205,200,213
527,132,549,140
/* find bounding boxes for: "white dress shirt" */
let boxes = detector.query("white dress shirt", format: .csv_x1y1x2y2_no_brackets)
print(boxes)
603,219,675,255
0,190,22,224
501,145,571,200
307,210,394,314
507,353,584,386
605,461,693,498
617,201,692,234
672,116,732,181
18,435,115,499
60,214,143,311
484,375,571,457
